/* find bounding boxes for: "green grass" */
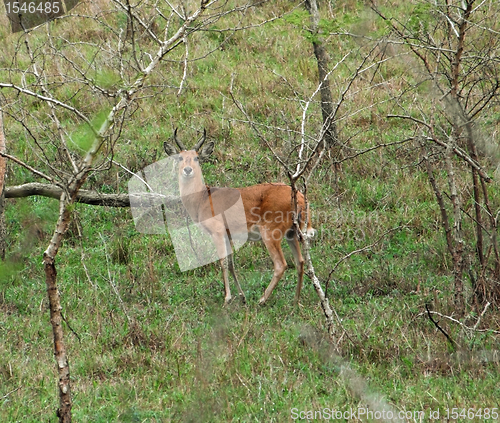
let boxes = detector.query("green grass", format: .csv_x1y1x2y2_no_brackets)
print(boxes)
2,198,499,421
1,0,500,421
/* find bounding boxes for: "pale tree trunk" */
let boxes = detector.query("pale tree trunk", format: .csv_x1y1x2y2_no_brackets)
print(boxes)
2,2,260,419
43,198,73,420
0,109,6,260
4,182,177,207
289,174,338,348
43,187,89,420
300,0,340,343
303,236,338,344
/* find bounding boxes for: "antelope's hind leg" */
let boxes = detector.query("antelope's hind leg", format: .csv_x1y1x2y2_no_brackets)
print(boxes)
228,252,246,304
286,232,305,304
258,229,288,305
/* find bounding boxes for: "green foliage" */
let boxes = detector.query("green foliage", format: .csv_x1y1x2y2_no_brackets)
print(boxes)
282,9,309,28
282,8,360,43
407,2,432,34
319,12,361,34
69,109,111,153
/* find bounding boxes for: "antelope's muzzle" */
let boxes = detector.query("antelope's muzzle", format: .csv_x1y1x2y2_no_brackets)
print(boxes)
182,166,194,177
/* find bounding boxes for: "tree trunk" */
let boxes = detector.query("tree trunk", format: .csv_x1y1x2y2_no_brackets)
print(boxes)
305,0,338,150
289,178,338,347
0,4,214,420
0,109,6,260
303,237,338,346
0,186,5,261
312,42,337,149
44,196,73,422
445,146,465,315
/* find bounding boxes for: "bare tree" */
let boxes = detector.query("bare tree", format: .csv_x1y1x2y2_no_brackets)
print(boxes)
229,25,409,346
228,27,414,420
0,1,278,420
374,0,500,314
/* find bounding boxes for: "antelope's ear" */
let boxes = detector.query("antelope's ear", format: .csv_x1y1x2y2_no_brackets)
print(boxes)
164,142,178,156
198,141,214,162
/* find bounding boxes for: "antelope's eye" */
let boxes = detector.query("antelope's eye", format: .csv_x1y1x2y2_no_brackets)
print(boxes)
177,156,183,161
194,157,199,162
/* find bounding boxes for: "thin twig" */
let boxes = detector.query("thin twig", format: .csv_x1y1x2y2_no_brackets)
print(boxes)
425,304,458,349
473,301,491,331
61,311,81,343
1,386,21,400
0,83,93,128
419,308,500,335
228,75,291,173
177,36,189,96
0,151,58,184
80,249,97,289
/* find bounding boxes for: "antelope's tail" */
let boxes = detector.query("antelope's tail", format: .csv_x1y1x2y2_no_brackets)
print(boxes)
297,203,316,239
304,203,316,239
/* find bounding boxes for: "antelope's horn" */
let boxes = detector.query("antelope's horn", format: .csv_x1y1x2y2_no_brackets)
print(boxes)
173,128,187,151
193,129,207,152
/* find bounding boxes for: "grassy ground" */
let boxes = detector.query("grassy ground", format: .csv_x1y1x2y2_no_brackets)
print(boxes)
1,0,500,421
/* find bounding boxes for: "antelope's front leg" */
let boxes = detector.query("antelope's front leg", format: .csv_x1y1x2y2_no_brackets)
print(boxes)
212,229,232,305
219,257,232,305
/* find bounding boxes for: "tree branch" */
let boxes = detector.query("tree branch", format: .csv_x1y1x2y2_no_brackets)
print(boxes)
0,151,57,184
425,304,458,349
4,182,178,208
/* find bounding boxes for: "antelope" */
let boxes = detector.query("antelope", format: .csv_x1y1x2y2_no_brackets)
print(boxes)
164,129,315,305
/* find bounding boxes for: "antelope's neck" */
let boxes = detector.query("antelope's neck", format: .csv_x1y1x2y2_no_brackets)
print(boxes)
179,178,208,222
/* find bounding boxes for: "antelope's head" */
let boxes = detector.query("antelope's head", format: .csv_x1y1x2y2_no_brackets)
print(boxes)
164,129,214,181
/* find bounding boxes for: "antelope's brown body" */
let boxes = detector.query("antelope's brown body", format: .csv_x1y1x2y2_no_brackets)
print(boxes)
164,131,315,305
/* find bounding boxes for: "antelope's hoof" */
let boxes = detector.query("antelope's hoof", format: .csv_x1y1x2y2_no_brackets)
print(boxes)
239,293,247,305
224,296,232,306
258,296,267,306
